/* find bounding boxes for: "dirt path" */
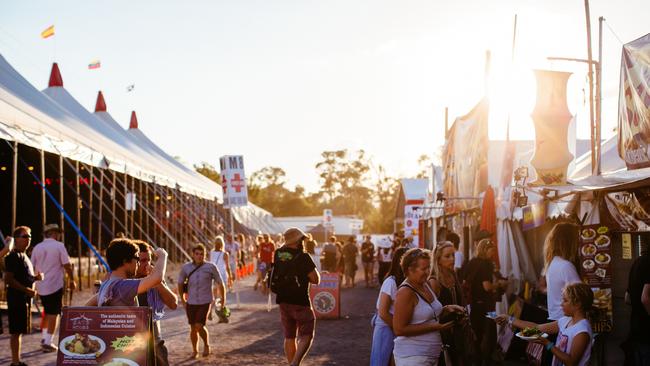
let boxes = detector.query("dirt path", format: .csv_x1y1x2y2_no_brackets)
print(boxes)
0,273,378,365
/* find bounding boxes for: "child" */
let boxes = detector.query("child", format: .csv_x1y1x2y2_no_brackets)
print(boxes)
496,282,594,366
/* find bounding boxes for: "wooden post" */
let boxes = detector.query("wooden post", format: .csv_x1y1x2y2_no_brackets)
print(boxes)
130,176,135,236
152,183,157,247
87,166,94,288
59,155,65,243
97,169,104,280
11,141,18,230
40,150,46,232
75,161,82,291
596,16,604,175
111,171,117,237
584,0,596,175
123,173,128,236
139,179,143,239
145,182,150,244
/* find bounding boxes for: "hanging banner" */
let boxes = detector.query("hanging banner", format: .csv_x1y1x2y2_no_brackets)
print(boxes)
442,98,489,213
219,155,248,208
125,192,136,211
57,306,153,365
578,225,613,333
617,33,650,169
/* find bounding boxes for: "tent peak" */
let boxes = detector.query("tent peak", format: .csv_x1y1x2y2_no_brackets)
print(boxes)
129,111,138,129
95,91,106,112
48,62,63,87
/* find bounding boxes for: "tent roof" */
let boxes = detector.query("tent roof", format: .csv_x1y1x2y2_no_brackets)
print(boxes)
400,179,429,202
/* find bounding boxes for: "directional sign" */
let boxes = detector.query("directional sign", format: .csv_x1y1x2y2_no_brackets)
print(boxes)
219,155,248,208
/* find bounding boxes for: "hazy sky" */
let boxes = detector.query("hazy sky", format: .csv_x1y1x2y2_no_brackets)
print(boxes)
1,0,648,192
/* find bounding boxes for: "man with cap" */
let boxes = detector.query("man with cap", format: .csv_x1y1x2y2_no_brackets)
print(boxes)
272,227,320,366
30,223,76,352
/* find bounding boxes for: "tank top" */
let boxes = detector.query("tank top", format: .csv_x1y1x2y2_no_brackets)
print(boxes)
379,248,393,263
210,251,228,279
393,280,443,358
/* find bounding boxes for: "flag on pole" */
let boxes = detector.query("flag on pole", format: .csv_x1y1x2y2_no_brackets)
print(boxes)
126,84,135,92
88,60,101,70
41,25,55,39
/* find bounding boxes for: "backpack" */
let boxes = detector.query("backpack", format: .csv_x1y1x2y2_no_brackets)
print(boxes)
269,249,303,295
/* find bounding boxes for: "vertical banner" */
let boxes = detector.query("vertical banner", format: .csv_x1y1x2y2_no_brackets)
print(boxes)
323,209,333,227
404,205,422,244
617,33,650,169
219,155,248,208
578,225,613,333
521,203,546,231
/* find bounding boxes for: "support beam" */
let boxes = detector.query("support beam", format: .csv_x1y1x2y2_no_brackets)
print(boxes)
59,155,65,242
75,161,82,291
11,142,18,230
40,150,46,232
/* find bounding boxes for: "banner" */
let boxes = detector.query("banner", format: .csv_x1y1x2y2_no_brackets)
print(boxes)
219,155,248,208
442,98,489,213
521,203,545,231
578,225,613,333
57,306,152,365
404,204,422,243
617,33,650,169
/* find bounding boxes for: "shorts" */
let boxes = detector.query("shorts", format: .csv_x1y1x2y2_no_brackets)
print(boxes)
7,294,32,335
41,287,64,315
257,261,270,273
279,303,315,339
185,303,211,325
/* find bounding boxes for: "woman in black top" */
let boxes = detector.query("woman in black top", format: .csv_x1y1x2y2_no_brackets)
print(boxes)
430,241,466,365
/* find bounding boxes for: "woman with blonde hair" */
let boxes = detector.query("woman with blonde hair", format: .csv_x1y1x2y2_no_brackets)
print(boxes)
393,248,464,365
543,222,581,321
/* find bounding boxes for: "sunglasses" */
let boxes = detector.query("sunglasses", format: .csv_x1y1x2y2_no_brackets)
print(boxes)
16,234,32,239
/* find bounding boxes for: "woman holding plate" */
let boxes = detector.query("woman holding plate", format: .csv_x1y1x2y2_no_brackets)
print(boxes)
495,282,594,366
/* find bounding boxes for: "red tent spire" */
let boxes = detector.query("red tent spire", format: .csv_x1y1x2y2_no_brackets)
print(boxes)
129,111,138,129
48,62,63,87
95,91,107,112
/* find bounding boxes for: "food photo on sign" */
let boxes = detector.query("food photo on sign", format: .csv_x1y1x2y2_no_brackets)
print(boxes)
57,307,153,366
578,225,613,332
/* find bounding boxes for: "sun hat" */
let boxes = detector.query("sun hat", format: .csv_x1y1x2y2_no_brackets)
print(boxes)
283,227,307,245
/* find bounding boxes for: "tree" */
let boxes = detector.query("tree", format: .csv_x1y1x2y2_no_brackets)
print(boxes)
194,162,220,184
416,154,431,179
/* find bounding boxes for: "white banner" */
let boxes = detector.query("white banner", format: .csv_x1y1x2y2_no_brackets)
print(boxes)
125,192,136,211
323,209,334,227
219,155,248,208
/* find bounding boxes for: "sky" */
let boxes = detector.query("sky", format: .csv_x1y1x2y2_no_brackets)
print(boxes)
1,0,648,192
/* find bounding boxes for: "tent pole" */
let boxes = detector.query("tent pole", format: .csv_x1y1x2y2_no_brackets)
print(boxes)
11,142,18,230
75,160,82,291
139,179,143,239
152,183,156,246
87,166,95,288
59,155,65,243
40,150,47,232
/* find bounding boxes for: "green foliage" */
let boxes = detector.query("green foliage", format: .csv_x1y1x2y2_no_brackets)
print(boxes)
195,151,415,234
194,162,220,183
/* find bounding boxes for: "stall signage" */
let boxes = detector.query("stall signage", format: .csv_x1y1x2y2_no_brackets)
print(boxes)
622,233,633,260
578,225,613,333
404,205,421,244
522,203,545,231
57,306,152,366
309,272,340,319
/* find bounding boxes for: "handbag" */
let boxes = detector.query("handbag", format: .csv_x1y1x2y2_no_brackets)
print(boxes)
182,263,204,295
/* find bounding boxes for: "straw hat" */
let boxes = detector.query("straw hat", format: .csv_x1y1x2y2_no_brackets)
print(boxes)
283,227,307,245
43,223,62,234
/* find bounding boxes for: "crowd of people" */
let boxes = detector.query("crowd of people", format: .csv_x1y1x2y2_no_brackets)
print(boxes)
2,221,650,365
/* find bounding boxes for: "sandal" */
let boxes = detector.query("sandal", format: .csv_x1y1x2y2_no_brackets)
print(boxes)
202,345,211,357
190,351,199,359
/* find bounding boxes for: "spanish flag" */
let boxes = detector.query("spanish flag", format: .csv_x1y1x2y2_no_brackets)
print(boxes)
41,25,55,39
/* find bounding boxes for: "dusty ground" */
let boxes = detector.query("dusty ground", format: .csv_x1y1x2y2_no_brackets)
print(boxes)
0,272,376,366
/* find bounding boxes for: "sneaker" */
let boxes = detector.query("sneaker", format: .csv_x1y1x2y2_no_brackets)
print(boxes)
41,343,58,353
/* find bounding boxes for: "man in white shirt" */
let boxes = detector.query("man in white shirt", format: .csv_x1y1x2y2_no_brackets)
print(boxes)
224,233,241,288
30,224,76,352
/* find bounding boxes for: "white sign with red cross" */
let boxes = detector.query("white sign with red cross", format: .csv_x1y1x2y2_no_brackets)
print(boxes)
323,209,334,227
219,155,248,208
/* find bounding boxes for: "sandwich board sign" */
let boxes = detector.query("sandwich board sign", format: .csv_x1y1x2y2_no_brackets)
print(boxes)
219,155,248,208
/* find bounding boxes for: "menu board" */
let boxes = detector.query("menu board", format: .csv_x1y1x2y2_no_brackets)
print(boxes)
578,225,613,333
57,307,152,366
